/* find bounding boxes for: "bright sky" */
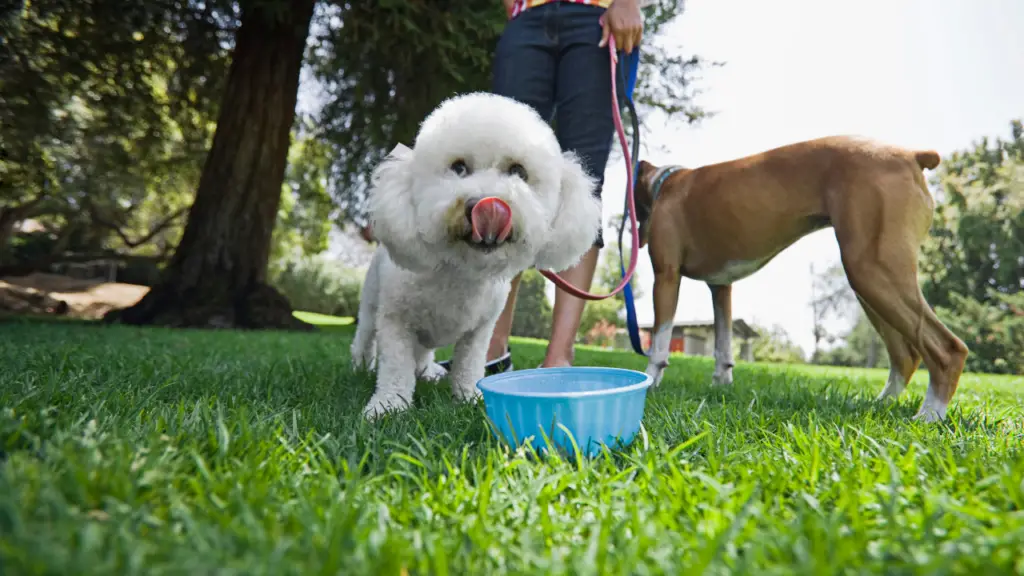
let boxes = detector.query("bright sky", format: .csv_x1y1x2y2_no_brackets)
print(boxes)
586,0,1024,356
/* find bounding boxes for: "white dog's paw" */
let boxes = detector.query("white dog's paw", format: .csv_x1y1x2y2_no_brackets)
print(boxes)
452,381,483,403
911,388,948,423
645,361,667,388
912,401,947,423
711,369,733,387
912,407,946,423
351,353,374,371
350,341,376,371
362,393,411,421
875,373,907,402
418,362,448,382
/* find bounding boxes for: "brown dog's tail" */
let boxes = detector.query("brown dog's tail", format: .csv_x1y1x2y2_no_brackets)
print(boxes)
914,150,941,170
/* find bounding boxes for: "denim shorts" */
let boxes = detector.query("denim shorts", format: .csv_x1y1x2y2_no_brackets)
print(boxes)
493,2,624,249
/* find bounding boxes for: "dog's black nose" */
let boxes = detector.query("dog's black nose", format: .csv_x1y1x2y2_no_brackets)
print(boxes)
464,197,479,221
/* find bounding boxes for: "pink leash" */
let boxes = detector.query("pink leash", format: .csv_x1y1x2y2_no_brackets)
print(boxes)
539,33,640,301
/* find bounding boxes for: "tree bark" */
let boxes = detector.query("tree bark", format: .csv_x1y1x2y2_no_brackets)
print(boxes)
0,210,18,267
105,0,316,330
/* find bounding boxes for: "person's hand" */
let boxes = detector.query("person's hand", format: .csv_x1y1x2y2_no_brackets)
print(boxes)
599,0,644,54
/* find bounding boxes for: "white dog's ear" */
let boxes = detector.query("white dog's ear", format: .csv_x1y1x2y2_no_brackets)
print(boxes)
368,144,432,272
534,152,602,272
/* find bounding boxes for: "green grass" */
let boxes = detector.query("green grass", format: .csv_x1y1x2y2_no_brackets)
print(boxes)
1,316,1023,575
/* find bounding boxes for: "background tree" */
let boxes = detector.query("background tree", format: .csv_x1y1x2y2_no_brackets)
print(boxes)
806,261,886,368
5,0,709,330
920,120,1023,309
808,262,858,358
749,323,806,364
510,269,553,340
269,126,336,272
935,291,1023,375
813,313,887,369
1,0,231,270
108,0,317,329
919,120,1024,374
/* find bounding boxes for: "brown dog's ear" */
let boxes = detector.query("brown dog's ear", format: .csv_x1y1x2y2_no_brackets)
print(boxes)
632,162,655,250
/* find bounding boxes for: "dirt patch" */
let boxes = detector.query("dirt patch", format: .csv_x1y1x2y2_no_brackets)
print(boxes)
1,272,149,320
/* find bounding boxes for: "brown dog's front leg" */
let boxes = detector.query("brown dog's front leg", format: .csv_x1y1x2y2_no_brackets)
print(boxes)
709,284,734,386
645,269,682,388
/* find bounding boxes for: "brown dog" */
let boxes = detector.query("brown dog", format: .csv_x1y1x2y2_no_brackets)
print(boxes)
634,136,968,422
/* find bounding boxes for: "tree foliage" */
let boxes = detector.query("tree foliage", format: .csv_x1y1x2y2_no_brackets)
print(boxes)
270,127,336,269
749,323,806,364
0,0,234,266
107,0,317,329
935,291,1024,375
578,298,623,345
510,269,552,339
812,312,887,370
806,261,887,369
919,120,1023,373
921,120,1024,309
3,0,711,331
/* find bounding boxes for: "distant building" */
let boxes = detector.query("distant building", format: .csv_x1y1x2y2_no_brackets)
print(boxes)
615,319,759,362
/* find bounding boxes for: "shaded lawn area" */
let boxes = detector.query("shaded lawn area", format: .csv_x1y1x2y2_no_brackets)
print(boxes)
1,315,1023,575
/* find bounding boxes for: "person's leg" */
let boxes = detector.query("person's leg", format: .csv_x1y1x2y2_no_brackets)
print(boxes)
544,247,601,367
542,3,618,367
486,5,558,364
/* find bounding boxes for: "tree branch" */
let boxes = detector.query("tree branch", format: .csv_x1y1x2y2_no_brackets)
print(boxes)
86,201,187,250
122,208,188,248
0,190,50,237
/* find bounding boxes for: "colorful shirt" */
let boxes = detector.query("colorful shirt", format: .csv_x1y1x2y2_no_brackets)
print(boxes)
509,0,654,19
509,0,614,19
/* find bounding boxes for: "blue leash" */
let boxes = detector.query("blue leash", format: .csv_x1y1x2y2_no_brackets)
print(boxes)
616,48,647,356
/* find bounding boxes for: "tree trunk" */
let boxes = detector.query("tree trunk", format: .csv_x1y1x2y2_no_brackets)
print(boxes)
105,0,316,330
0,192,47,268
0,209,17,267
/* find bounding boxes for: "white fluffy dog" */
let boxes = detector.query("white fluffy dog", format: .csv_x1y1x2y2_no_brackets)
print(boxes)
351,92,602,420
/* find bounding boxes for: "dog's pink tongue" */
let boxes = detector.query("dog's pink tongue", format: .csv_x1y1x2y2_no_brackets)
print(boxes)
470,197,513,244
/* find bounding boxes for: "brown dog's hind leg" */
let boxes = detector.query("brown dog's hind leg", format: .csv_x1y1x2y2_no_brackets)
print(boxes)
848,271,966,421
835,184,968,421
710,284,734,386
857,295,923,401
645,269,682,388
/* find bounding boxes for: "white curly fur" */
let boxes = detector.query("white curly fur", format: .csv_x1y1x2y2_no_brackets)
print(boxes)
350,92,602,420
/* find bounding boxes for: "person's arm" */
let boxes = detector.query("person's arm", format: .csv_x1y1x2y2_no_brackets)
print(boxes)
502,0,515,18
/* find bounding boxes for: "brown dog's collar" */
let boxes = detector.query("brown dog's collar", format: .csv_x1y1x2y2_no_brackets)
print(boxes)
649,165,684,204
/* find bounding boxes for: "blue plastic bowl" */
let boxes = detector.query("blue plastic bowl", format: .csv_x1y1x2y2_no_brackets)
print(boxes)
476,367,653,457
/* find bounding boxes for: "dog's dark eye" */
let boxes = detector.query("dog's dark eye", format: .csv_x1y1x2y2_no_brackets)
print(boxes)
507,163,528,181
450,159,470,177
